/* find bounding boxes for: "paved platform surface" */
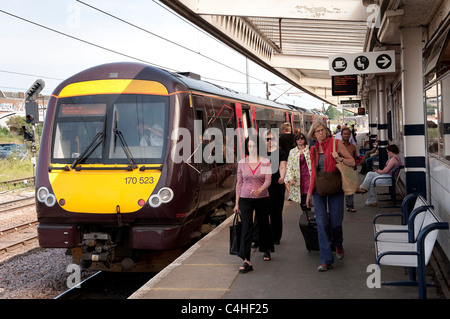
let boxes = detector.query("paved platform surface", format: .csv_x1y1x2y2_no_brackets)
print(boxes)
129,178,444,300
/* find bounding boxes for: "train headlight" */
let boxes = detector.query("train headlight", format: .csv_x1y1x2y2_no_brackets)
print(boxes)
148,188,174,208
149,194,161,208
45,194,56,207
158,187,174,203
37,187,49,202
37,187,56,207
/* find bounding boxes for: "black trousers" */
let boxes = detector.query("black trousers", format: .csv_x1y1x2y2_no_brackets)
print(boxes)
238,197,274,261
268,183,285,243
252,183,286,244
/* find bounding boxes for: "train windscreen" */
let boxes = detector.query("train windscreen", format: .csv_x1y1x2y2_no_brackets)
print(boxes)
51,94,169,165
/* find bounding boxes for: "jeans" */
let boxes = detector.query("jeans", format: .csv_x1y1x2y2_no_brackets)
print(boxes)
312,190,344,265
345,194,354,209
360,171,392,205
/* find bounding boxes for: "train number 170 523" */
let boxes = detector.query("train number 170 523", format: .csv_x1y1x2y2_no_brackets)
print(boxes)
124,177,154,185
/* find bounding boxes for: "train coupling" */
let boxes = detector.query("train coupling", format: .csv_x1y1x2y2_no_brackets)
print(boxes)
80,232,116,268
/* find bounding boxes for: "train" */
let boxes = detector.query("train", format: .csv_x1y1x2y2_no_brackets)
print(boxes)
36,62,327,272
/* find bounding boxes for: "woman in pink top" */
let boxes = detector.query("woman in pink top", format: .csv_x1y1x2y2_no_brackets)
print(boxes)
233,136,273,273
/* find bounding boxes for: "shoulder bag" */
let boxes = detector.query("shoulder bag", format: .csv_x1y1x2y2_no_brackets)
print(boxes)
334,142,359,195
314,140,342,197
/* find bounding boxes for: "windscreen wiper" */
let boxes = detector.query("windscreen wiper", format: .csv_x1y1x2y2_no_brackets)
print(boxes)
71,115,107,170
70,132,104,169
113,128,137,170
112,110,137,170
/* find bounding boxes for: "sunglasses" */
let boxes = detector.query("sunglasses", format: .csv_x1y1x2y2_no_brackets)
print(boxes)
296,136,305,140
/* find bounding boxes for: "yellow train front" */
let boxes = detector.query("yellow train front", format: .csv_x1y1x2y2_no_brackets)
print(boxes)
36,62,233,272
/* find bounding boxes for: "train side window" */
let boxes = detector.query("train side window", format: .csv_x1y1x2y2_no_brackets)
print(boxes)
193,98,206,140
192,95,210,170
241,106,250,138
426,85,439,156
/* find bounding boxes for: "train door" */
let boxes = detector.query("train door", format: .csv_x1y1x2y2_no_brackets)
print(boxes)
210,98,237,202
202,96,227,208
293,113,302,134
235,102,245,160
289,112,296,132
241,104,251,136
250,105,257,131
191,95,214,213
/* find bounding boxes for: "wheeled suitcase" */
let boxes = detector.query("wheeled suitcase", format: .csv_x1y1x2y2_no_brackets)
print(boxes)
298,210,320,252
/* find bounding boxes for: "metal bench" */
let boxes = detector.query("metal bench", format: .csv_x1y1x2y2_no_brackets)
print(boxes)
374,205,448,299
373,165,405,208
373,194,431,242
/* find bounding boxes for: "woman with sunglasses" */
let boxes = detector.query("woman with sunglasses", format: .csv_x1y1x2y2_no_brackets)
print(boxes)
285,132,311,213
306,122,355,272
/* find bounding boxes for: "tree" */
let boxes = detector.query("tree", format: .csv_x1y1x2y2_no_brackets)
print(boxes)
324,105,339,120
6,115,27,135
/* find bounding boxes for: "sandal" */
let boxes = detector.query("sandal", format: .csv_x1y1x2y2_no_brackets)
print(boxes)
263,251,271,261
239,261,253,273
347,207,357,212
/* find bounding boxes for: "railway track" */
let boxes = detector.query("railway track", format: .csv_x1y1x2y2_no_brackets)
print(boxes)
0,196,35,214
0,177,35,187
0,220,38,254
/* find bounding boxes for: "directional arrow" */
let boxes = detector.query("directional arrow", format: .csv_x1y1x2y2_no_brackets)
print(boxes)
376,54,392,69
378,56,390,67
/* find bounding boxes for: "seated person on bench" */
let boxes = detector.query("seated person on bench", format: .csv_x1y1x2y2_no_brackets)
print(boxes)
357,144,402,207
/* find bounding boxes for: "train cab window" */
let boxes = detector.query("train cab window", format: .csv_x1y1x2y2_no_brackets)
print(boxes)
52,94,168,165
109,98,167,162
52,101,107,162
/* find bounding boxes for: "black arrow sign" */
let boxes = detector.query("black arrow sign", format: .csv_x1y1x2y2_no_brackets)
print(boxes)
376,54,392,69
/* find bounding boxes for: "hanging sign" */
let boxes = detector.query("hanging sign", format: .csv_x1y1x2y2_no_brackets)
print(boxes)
332,75,357,96
329,51,395,76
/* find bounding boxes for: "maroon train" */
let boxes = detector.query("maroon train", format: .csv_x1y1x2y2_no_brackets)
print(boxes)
36,62,327,271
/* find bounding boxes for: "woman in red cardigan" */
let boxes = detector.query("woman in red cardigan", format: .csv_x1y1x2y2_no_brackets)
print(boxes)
306,122,355,271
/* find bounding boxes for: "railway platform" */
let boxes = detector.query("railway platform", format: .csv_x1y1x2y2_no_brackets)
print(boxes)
129,178,445,301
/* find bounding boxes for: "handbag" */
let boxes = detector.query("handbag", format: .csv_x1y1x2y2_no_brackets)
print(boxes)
334,149,359,195
229,212,242,255
314,140,342,197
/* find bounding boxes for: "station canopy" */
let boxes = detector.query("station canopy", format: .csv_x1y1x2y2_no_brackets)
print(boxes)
160,0,444,108
161,0,374,106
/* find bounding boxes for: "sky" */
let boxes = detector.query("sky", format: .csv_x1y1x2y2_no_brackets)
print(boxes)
0,0,325,109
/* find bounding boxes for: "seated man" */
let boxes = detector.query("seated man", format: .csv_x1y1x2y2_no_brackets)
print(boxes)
149,124,163,146
139,123,163,147
360,141,378,175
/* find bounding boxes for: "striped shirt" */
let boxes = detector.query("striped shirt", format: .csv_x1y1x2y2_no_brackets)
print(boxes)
235,157,272,199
